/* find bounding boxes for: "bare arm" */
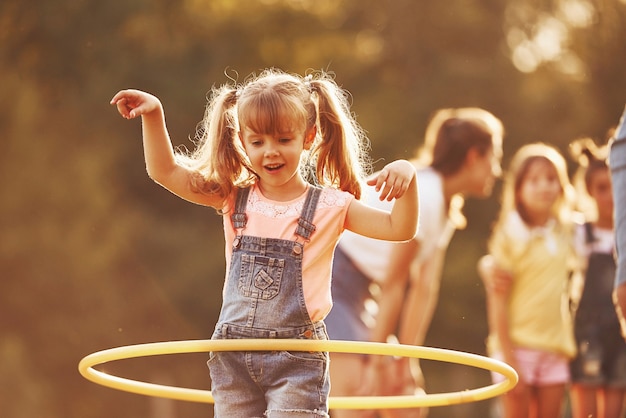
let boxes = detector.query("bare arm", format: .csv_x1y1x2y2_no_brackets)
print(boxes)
479,256,517,368
345,160,418,241
369,240,420,343
364,239,427,402
397,247,446,347
110,89,224,209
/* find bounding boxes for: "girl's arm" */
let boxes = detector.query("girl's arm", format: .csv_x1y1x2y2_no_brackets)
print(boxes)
111,89,224,209
345,159,418,241
480,257,518,368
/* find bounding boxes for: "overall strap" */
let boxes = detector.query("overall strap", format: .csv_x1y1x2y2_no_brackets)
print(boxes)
231,187,251,230
295,186,322,240
584,222,595,244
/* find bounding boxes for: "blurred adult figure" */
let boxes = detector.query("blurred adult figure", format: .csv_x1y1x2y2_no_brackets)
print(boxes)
326,108,504,418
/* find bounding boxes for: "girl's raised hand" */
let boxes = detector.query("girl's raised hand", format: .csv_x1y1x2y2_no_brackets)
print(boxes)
110,89,161,119
367,160,416,201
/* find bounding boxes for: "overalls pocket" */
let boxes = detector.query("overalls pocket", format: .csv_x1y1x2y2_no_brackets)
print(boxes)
238,254,285,300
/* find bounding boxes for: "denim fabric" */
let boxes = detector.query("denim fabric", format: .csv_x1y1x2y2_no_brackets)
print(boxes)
208,186,330,418
611,106,626,287
325,245,374,342
570,322,626,386
208,323,330,417
575,225,620,324
571,224,626,385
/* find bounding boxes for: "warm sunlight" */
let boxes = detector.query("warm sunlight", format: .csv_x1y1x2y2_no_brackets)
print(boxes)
505,0,595,75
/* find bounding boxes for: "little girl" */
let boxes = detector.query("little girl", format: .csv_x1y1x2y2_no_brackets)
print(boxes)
110,69,418,418
480,143,578,418
569,138,626,418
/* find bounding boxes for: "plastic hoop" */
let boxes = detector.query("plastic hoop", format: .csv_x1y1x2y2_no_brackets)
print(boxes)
78,339,517,409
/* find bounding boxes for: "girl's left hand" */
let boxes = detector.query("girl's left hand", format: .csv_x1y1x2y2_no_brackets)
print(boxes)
367,160,416,201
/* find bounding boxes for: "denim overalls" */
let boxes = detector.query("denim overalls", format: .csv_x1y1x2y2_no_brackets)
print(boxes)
207,186,330,418
570,223,626,384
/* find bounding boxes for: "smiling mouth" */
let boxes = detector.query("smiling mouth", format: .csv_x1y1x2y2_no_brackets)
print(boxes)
265,164,284,171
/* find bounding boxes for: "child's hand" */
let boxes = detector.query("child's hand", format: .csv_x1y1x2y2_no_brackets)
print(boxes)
367,160,416,201
110,89,161,119
478,255,513,294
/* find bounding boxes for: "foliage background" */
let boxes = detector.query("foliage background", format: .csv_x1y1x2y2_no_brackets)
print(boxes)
1,0,625,417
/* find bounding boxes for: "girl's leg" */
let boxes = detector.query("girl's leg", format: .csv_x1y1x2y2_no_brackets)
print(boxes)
502,382,532,418
329,353,375,418
569,384,597,418
535,383,567,418
601,387,626,418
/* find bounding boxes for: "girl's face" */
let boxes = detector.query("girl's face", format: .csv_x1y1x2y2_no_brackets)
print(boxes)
465,144,503,198
588,168,613,225
517,159,562,222
239,124,314,200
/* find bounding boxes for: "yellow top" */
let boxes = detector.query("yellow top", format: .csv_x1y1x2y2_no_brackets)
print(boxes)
487,212,577,358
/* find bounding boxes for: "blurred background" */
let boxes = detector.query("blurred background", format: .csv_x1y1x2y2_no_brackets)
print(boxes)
2,0,626,417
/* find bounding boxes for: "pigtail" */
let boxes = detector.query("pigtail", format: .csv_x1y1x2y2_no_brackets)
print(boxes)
569,137,609,220
569,137,608,192
309,76,370,199
177,86,255,200
569,137,598,169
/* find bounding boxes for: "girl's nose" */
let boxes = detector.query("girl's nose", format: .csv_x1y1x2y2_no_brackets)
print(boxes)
264,147,279,157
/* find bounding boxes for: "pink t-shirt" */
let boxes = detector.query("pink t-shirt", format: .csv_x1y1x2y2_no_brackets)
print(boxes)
223,184,354,322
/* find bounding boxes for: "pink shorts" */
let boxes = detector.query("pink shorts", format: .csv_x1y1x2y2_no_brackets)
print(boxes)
491,347,570,386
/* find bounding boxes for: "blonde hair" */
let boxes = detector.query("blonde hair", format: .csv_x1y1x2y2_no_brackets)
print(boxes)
175,68,370,200
494,142,575,231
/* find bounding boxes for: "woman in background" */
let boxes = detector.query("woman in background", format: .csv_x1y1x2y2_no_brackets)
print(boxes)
326,107,504,418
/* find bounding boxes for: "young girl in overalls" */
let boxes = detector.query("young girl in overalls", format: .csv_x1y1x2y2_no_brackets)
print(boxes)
569,138,626,418
110,69,418,417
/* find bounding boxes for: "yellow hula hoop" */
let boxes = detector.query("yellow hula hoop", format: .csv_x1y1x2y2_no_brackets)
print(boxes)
78,339,517,409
